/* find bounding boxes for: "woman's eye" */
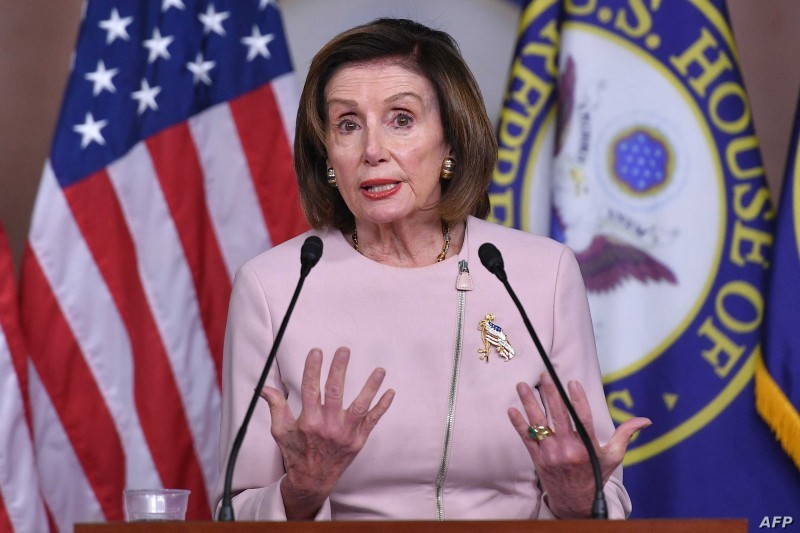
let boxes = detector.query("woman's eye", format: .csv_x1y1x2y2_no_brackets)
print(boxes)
337,119,358,132
395,114,412,127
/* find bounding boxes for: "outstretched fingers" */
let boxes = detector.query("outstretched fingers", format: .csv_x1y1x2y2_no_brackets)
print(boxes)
516,381,548,427
300,348,324,418
324,347,351,413
561,379,652,470
603,416,652,465
263,346,395,519
349,365,395,430
537,372,572,434
260,386,295,437
567,379,597,444
508,381,550,455
508,406,536,445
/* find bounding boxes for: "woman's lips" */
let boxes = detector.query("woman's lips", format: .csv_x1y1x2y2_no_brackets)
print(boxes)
360,179,401,199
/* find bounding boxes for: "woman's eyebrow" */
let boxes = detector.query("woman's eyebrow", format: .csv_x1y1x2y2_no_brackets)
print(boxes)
385,91,422,105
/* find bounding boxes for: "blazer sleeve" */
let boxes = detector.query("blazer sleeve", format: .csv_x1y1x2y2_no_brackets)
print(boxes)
213,262,332,520
535,246,632,519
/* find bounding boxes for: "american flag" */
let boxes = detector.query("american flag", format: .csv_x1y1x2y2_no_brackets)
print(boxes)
0,223,49,532
18,0,306,528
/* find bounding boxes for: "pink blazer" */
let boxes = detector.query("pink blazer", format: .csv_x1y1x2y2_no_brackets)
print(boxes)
215,216,631,520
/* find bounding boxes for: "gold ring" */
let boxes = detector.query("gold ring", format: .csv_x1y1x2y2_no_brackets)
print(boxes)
528,424,554,441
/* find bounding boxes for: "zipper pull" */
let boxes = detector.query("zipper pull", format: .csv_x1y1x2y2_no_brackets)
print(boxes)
456,259,473,291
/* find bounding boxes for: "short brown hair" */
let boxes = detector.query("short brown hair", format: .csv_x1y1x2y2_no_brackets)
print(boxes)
294,18,497,231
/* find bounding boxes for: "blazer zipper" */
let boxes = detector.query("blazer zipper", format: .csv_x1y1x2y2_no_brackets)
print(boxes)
434,259,472,520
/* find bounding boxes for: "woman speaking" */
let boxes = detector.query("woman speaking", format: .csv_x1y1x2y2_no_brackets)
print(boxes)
215,17,650,521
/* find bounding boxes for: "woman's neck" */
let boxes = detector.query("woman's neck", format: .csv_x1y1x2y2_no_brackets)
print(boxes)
350,218,466,267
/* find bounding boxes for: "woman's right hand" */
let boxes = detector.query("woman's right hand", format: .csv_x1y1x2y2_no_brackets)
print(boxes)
260,346,395,520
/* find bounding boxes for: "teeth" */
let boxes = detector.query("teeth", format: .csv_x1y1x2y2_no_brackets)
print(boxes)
366,183,396,193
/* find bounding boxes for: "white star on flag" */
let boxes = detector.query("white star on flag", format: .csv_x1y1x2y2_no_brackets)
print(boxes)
259,0,278,9
131,79,162,114
98,8,133,44
84,60,119,96
73,112,108,148
241,26,275,61
161,0,186,11
187,52,216,85
143,27,174,63
198,4,230,36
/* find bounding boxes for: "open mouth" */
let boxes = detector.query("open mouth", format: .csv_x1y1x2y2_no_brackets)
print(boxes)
360,180,401,198
363,183,397,193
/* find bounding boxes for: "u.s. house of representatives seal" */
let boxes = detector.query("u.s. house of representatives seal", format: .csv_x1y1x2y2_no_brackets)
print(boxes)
492,0,774,465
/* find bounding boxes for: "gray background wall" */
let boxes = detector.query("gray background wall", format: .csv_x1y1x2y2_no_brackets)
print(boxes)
2,0,799,271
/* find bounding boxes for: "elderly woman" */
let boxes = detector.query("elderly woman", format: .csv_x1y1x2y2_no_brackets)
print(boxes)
215,18,649,521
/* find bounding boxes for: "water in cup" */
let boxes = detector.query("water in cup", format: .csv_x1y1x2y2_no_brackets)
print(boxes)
123,488,190,522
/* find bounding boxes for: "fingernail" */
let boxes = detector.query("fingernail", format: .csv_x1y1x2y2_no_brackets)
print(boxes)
335,346,350,359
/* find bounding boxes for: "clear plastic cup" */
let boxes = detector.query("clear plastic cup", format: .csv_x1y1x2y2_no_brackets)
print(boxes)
123,489,190,522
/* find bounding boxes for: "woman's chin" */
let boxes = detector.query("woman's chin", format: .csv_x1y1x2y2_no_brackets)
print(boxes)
355,208,415,226
354,202,443,227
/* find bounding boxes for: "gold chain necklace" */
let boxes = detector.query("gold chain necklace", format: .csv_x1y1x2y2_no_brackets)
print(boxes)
352,221,451,262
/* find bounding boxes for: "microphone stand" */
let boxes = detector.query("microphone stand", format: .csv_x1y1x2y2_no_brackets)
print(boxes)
218,236,322,521
479,243,607,519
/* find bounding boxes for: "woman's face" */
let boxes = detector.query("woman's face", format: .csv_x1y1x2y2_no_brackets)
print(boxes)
324,61,450,226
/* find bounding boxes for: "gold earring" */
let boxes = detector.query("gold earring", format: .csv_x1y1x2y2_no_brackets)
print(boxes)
440,157,455,180
327,168,337,187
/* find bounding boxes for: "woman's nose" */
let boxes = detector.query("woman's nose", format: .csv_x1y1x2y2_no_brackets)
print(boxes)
363,126,388,165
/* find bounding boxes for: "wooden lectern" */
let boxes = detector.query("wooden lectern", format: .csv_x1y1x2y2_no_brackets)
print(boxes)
76,519,747,532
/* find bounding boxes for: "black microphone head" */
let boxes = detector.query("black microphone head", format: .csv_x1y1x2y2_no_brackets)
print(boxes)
300,235,323,271
479,242,504,275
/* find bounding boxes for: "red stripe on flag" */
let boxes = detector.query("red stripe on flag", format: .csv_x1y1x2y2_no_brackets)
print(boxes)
46,509,57,532
146,124,231,388
0,493,13,533
0,228,33,431
229,84,309,244
63,171,210,519
20,246,125,521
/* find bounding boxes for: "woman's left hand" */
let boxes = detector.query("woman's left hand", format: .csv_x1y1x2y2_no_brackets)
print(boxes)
508,372,651,518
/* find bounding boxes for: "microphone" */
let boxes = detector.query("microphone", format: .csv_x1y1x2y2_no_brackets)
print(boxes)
478,243,607,519
300,235,323,275
218,235,324,521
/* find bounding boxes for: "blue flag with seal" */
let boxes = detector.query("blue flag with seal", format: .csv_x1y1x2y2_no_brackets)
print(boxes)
491,0,800,527
489,0,561,235
758,94,800,472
